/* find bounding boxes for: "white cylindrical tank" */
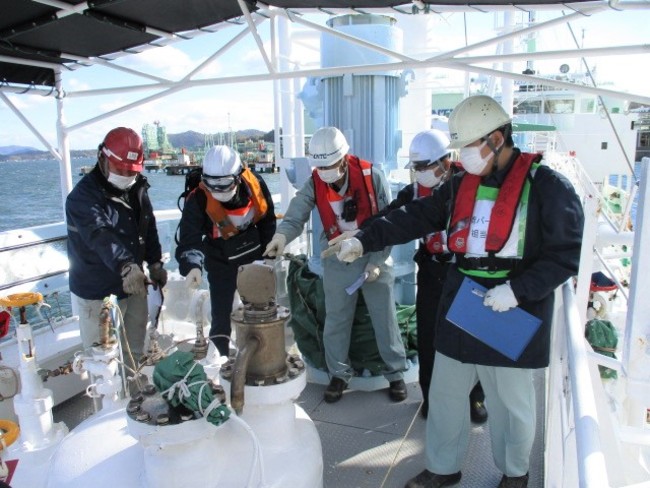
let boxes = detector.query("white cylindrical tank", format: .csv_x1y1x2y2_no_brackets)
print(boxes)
39,369,321,488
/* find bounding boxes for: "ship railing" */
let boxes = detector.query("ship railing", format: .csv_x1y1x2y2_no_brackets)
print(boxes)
546,279,610,488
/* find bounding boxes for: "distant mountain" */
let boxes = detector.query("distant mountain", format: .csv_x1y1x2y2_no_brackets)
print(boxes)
0,145,39,156
167,129,269,151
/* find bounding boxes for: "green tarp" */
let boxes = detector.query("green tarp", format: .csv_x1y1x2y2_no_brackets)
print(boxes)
585,319,618,379
153,350,231,426
286,254,418,376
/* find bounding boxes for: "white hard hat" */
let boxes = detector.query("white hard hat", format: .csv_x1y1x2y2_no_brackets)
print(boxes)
203,145,242,177
308,127,350,167
406,130,450,169
448,95,511,149
202,146,242,192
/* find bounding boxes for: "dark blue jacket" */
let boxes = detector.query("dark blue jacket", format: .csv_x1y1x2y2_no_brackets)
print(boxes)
357,150,584,368
175,170,276,275
66,165,162,300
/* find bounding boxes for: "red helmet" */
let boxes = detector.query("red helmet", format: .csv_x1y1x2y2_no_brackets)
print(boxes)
101,127,144,171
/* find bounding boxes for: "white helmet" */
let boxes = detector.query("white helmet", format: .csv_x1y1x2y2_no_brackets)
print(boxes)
448,95,511,149
406,130,450,169
202,145,242,192
308,127,350,167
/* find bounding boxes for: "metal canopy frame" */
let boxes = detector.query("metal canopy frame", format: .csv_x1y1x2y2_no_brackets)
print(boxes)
1,1,649,212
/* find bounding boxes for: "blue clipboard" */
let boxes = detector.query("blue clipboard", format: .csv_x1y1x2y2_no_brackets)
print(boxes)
445,277,542,361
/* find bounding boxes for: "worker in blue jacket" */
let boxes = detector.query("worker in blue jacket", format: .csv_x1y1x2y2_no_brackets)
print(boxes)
67,127,167,366
328,96,584,488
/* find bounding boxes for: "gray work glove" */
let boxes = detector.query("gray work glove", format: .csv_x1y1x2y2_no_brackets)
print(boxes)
148,262,168,288
121,263,147,296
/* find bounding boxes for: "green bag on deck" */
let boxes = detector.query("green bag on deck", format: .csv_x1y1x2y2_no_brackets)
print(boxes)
285,254,417,376
585,318,618,379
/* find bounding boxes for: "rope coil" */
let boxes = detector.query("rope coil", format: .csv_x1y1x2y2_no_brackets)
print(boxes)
0,292,44,308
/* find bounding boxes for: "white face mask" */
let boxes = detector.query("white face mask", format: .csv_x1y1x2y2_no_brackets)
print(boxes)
459,140,491,175
108,172,137,190
415,168,443,188
317,166,344,184
211,188,237,202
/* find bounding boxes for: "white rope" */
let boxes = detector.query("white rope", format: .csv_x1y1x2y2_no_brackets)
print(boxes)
229,414,268,488
161,361,199,402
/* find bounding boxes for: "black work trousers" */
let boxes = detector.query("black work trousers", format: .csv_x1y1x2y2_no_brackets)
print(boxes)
415,254,484,406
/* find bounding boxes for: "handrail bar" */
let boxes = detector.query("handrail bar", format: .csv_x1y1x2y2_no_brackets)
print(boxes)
562,279,609,488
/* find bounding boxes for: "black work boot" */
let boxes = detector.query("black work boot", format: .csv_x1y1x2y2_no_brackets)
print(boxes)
324,377,347,403
497,473,529,488
389,379,408,402
470,399,488,424
404,469,461,488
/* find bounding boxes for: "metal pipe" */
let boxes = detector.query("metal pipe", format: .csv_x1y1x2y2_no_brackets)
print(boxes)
231,335,261,415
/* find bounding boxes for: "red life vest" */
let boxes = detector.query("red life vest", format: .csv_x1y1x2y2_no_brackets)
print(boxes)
313,155,378,240
448,152,540,254
199,167,269,240
415,183,446,255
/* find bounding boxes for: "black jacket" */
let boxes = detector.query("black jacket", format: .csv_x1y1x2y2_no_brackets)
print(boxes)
66,165,162,300
175,170,276,275
357,150,584,368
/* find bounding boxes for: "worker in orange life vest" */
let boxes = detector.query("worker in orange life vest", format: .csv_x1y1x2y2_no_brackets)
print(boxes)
175,146,276,357
264,127,408,404
363,129,487,423
329,96,584,488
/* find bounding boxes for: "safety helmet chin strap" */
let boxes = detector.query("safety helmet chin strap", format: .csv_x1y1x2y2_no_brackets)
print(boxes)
484,125,510,174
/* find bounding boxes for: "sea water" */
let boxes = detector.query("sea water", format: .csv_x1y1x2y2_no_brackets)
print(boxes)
0,158,281,232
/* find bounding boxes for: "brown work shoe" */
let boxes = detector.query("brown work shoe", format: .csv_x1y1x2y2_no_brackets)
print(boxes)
324,377,347,403
389,379,408,402
497,473,529,488
405,469,461,488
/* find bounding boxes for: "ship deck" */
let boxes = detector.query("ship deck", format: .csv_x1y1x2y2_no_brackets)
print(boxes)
53,369,546,488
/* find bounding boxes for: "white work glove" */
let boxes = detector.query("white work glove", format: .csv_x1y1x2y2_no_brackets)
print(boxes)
185,268,202,289
263,233,287,258
148,262,168,288
337,237,364,263
321,230,359,259
121,263,147,296
364,264,380,283
483,281,518,312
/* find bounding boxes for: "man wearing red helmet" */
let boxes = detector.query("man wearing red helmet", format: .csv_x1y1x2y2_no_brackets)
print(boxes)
66,127,167,366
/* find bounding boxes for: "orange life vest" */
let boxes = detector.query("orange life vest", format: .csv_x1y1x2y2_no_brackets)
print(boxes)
448,152,540,254
313,156,378,240
199,167,268,240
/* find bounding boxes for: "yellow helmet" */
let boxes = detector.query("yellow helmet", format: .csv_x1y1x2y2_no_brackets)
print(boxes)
448,95,511,149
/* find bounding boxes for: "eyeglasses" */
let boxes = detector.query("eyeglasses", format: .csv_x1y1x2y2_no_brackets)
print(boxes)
412,160,445,173
202,174,238,192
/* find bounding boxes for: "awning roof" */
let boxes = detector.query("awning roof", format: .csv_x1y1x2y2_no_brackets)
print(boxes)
1,0,599,88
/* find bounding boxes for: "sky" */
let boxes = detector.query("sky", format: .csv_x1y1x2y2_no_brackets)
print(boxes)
0,6,648,151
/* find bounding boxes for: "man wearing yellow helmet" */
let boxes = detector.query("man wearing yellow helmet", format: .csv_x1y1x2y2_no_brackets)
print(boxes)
329,96,584,488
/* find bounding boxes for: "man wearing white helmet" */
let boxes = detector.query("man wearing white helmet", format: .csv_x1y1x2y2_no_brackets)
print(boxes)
359,129,487,423
328,96,584,488
264,126,408,403
67,127,167,365
175,145,276,357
